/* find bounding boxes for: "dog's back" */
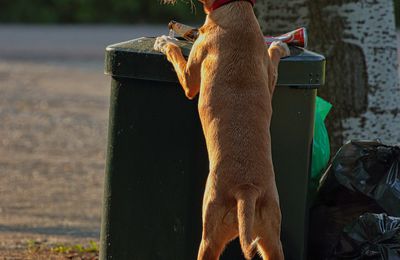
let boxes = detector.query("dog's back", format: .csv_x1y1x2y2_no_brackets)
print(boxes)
198,1,274,194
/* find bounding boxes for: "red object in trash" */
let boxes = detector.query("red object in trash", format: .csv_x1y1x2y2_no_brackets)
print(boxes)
264,27,308,48
168,21,308,48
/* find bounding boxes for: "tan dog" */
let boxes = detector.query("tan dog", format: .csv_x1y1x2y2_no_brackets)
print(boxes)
154,0,289,259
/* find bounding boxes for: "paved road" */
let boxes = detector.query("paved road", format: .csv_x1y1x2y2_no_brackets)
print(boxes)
0,24,166,68
2,24,399,68
0,25,166,253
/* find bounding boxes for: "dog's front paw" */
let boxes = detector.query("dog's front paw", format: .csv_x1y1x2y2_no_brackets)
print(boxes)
269,41,290,57
154,35,180,54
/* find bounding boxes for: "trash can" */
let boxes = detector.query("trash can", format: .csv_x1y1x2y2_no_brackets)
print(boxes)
100,37,325,260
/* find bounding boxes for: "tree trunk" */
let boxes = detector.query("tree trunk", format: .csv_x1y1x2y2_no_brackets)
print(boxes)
256,0,400,153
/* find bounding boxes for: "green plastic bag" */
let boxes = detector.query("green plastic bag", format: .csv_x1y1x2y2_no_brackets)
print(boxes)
311,97,332,183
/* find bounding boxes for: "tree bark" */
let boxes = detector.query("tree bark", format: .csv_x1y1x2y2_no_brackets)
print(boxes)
256,0,400,153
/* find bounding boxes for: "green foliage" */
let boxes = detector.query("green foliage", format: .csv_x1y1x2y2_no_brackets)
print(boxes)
27,239,43,252
0,0,204,24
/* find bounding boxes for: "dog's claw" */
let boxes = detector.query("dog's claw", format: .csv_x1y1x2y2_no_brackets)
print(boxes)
153,35,180,54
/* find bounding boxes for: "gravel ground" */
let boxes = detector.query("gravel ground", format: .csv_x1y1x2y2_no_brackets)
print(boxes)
0,25,166,257
0,61,108,253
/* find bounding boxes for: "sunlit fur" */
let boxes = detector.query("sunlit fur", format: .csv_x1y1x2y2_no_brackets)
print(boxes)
156,1,289,259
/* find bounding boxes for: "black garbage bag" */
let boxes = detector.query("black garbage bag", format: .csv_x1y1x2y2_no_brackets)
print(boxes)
308,140,400,259
321,140,400,216
331,213,400,259
308,191,384,259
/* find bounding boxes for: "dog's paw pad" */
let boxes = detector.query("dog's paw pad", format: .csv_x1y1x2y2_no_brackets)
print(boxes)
153,35,179,54
270,41,290,57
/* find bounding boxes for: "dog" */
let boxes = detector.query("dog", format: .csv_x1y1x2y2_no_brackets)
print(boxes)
154,0,290,259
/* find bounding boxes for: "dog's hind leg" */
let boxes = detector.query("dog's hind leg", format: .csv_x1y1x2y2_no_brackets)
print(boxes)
255,199,284,260
197,199,237,260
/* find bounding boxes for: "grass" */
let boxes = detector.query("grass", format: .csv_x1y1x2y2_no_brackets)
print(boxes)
50,241,99,254
25,239,99,259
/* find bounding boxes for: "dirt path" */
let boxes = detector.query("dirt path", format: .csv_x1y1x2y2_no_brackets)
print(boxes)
0,61,109,254
0,26,166,257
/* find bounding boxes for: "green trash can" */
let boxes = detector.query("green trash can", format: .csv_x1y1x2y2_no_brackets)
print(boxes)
100,37,325,260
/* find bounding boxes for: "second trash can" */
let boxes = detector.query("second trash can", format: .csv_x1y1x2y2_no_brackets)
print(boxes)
100,37,325,260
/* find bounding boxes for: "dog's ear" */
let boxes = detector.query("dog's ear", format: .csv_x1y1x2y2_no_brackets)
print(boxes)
199,0,215,14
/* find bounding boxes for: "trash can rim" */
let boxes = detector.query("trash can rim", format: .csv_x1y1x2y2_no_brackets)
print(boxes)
104,37,326,88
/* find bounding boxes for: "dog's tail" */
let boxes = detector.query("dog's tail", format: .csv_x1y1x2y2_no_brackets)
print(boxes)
236,187,259,260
